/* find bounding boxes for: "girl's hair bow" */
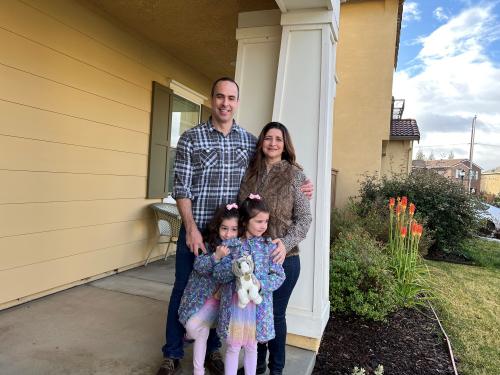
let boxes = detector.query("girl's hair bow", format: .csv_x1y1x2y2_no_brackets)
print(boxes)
226,203,238,210
248,193,261,200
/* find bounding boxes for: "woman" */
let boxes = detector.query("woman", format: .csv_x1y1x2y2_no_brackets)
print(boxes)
238,122,312,375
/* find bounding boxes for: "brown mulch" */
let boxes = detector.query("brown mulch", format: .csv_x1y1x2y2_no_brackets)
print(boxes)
313,306,455,375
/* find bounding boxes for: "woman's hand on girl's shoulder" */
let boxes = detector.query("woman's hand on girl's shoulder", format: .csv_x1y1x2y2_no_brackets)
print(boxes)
270,238,286,265
300,178,314,200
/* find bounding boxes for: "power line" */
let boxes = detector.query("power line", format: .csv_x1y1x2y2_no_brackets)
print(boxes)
417,143,500,148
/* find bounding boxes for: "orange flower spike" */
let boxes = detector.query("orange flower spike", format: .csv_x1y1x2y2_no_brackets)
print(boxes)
419,224,424,237
409,203,415,217
389,197,395,209
400,227,407,238
411,222,418,236
401,196,408,210
396,203,402,216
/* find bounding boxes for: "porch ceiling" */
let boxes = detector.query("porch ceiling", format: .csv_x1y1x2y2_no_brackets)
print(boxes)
81,0,279,81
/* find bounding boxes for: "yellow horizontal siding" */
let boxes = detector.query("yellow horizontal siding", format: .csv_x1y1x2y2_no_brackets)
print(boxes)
0,239,152,304
0,170,146,204
0,219,152,271
23,0,210,95
0,27,151,111
0,199,151,238
0,101,149,154
0,0,165,89
0,64,150,133
0,0,211,308
0,135,147,176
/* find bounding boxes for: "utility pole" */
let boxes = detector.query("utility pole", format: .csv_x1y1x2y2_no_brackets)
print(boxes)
468,115,477,193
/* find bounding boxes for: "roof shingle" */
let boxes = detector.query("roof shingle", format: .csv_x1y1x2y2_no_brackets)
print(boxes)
391,119,420,140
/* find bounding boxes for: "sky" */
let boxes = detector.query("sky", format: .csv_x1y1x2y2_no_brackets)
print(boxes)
393,0,500,171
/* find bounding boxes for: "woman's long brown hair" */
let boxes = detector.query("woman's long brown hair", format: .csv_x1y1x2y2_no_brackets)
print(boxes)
246,122,301,183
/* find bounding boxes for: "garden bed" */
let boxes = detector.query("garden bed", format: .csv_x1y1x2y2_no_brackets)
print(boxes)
313,306,455,375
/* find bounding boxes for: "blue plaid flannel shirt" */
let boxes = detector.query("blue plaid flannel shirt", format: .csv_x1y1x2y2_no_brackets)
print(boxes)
172,120,257,230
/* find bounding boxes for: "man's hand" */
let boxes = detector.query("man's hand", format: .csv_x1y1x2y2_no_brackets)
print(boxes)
271,239,286,265
301,179,314,200
214,245,230,261
186,227,206,256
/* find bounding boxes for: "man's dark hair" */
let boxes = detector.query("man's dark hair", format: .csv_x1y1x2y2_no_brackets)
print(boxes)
211,77,240,99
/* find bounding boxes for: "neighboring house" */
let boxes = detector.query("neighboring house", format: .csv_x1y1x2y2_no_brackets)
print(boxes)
332,0,415,208
382,108,420,177
481,167,500,195
412,159,482,194
0,0,340,351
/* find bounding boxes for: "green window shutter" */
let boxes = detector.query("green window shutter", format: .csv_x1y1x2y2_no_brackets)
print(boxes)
147,82,173,199
201,104,211,123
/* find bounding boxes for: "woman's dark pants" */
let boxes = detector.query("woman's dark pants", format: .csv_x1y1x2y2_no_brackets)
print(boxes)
257,255,301,373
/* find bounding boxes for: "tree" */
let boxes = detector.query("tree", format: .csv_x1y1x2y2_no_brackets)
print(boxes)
415,149,425,160
428,151,435,160
448,151,455,159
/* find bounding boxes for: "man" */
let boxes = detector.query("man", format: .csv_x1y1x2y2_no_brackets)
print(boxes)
157,77,311,375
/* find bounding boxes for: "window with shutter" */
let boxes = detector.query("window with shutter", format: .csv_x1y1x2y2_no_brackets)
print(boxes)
146,82,200,198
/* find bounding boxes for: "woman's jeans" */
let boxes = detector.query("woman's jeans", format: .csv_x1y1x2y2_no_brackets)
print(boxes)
257,255,301,373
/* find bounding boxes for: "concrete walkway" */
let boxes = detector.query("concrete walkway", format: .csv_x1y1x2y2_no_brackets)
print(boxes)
0,258,315,375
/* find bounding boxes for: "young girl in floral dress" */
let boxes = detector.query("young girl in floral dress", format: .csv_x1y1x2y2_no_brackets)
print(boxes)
178,204,239,375
214,195,286,375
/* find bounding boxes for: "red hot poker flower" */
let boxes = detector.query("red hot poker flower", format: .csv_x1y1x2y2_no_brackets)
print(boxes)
401,196,408,210
389,197,395,208
409,203,415,216
401,227,407,238
411,222,418,236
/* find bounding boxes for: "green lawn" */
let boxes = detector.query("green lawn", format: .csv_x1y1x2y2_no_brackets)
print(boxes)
427,238,500,375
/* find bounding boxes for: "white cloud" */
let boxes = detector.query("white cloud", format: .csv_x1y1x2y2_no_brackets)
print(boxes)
433,7,449,21
402,2,421,27
394,4,500,170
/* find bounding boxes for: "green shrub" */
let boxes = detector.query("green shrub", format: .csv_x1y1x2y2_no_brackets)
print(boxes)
331,201,389,243
331,201,432,256
357,169,485,255
329,227,397,321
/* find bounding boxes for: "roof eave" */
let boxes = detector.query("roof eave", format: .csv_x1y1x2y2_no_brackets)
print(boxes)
389,135,420,141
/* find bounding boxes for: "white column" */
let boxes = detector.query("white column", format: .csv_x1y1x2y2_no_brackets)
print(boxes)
234,10,282,135
272,6,339,344
234,2,339,349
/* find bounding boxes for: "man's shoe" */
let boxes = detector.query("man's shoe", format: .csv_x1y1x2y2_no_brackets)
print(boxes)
256,360,267,374
205,351,224,375
156,358,181,375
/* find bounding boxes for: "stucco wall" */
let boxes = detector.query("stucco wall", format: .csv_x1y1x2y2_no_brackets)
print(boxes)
481,173,500,195
332,0,399,207
0,0,211,308
382,139,413,177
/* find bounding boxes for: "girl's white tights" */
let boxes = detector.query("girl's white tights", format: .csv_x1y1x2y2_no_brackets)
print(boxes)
224,341,257,375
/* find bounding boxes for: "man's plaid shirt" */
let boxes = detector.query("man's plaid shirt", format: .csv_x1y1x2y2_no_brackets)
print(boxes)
173,120,257,230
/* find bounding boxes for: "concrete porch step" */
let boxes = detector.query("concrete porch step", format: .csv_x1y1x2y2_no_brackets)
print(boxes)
0,259,316,374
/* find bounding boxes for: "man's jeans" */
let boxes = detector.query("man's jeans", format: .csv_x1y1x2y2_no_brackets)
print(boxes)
161,225,221,359
257,255,301,373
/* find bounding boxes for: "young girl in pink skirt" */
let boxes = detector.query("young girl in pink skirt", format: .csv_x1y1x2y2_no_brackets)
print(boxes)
178,204,240,375
214,195,286,375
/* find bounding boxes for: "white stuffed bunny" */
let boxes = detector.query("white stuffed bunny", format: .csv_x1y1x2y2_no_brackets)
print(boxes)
232,253,262,309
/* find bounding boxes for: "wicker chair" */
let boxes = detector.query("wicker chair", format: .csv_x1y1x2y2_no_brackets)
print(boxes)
145,203,182,266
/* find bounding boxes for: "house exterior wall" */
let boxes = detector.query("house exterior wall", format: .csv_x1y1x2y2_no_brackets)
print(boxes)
451,163,481,193
0,0,211,309
382,139,413,177
332,0,400,207
481,172,500,195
